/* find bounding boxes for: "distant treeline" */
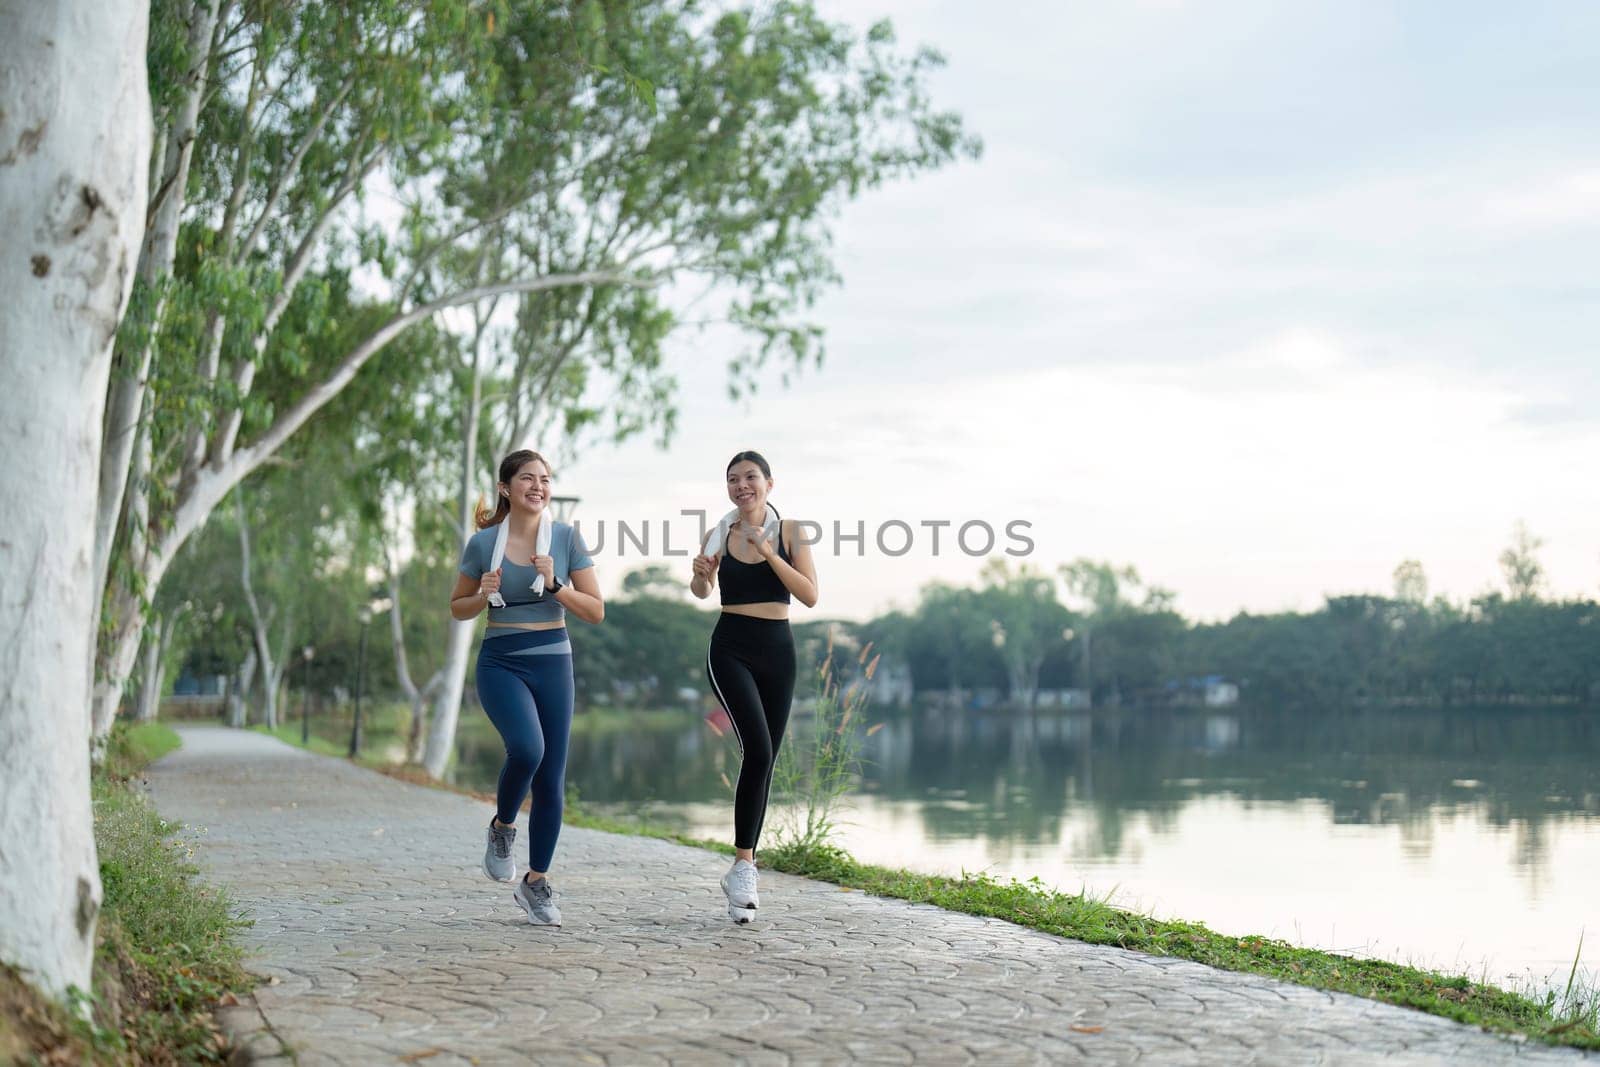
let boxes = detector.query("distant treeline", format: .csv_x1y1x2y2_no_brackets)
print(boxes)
174,538,1600,713
576,554,1600,711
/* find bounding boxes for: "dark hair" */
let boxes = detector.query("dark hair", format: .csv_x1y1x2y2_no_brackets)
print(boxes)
726,450,772,479
474,449,553,529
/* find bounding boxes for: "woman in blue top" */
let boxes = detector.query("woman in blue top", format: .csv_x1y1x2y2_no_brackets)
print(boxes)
451,449,603,927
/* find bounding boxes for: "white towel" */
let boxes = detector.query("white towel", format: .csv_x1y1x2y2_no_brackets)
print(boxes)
702,505,780,558
485,512,553,608
530,512,552,595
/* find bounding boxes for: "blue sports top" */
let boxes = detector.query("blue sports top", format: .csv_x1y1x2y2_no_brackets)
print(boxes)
459,520,593,625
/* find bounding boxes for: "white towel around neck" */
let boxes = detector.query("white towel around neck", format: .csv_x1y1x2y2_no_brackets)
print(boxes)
702,504,780,558
485,510,552,608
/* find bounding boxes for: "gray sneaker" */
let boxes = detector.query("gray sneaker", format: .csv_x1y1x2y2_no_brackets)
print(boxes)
483,820,517,882
513,876,562,927
721,859,759,924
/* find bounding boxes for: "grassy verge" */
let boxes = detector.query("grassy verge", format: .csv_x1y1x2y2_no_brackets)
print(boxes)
0,722,254,1065
280,727,1600,1051
756,841,1600,1051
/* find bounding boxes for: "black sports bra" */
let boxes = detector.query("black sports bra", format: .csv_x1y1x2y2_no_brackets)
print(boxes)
718,522,791,605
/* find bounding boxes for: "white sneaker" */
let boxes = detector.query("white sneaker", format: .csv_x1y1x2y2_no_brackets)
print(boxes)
721,859,759,924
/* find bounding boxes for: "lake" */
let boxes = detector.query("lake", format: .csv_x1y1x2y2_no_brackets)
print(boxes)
452,703,1600,992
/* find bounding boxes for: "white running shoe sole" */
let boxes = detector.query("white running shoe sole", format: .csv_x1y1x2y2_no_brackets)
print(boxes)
513,891,561,928
483,855,517,883
728,903,757,925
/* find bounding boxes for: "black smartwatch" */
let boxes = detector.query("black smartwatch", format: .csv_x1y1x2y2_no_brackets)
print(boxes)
545,576,564,597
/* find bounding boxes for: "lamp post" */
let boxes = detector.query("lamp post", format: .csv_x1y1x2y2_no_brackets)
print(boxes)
548,494,580,522
349,606,371,759
300,645,315,745
348,595,392,759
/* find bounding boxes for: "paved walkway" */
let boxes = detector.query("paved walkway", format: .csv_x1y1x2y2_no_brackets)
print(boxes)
145,728,1593,1066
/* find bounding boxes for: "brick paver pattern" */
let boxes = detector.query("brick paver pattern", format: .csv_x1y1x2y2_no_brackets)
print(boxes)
145,728,1596,1066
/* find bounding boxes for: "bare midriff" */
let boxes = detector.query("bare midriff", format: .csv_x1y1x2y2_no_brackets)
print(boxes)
486,619,568,633
720,602,789,621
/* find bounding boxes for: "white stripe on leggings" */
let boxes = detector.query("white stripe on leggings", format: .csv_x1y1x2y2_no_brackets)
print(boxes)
705,646,745,757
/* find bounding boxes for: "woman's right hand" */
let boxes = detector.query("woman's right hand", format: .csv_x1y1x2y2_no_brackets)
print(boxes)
691,554,719,581
478,568,502,598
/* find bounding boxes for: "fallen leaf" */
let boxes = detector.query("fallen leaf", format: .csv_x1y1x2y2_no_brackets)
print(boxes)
217,991,240,1007
399,1049,443,1062
1069,1025,1104,1035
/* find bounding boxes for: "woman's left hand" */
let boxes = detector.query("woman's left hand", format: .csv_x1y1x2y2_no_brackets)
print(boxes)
532,554,556,587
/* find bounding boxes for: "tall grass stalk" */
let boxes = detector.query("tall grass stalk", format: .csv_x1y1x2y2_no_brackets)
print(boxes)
767,630,879,862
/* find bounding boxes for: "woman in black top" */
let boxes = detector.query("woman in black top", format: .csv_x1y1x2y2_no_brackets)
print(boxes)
690,451,818,923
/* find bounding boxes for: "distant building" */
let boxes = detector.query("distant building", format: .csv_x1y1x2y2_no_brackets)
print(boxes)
1203,677,1240,707
172,671,226,697
1162,674,1241,708
867,659,914,708
1033,688,1093,710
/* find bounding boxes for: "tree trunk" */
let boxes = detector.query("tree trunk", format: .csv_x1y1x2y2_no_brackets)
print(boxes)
263,609,293,732
236,494,280,729
94,0,222,614
90,587,146,745
135,616,172,722
385,544,445,764
423,317,489,779
0,0,150,1001
227,648,257,728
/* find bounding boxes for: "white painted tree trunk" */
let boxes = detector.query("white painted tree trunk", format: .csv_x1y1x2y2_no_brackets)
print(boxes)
236,494,280,729
227,648,257,728
93,0,221,613
262,610,293,732
385,543,445,763
423,321,488,779
134,614,177,722
0,0,150,1001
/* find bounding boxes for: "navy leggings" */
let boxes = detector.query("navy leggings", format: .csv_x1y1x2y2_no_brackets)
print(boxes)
476,628,574,873
705,614,796,850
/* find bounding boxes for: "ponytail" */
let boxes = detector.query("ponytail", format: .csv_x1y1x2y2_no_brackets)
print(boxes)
473,493,509,530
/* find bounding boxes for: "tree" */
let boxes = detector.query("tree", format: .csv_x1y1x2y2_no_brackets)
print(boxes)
1058,559,1180,705
979,560,1072,708
92,0,647,747
0,0,150,1001
1393,559,1428,605
905,583,1005,698
1499,521,1545,601
622,564,690,600
413,0,979,776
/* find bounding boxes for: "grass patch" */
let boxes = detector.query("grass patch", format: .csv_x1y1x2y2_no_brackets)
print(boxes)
107,721,182,771
2,722,254,1064
758,840,1600,1051
93,749,253,1062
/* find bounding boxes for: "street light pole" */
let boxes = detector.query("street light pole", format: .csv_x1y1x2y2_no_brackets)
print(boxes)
549,495,580,523
349,610,369,759
348,595,391,760
300,645,315,746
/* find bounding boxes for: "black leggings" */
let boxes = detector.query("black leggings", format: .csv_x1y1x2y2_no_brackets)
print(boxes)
705,614,796,850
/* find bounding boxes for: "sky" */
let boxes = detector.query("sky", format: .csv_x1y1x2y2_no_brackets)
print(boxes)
556,0,1600,623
